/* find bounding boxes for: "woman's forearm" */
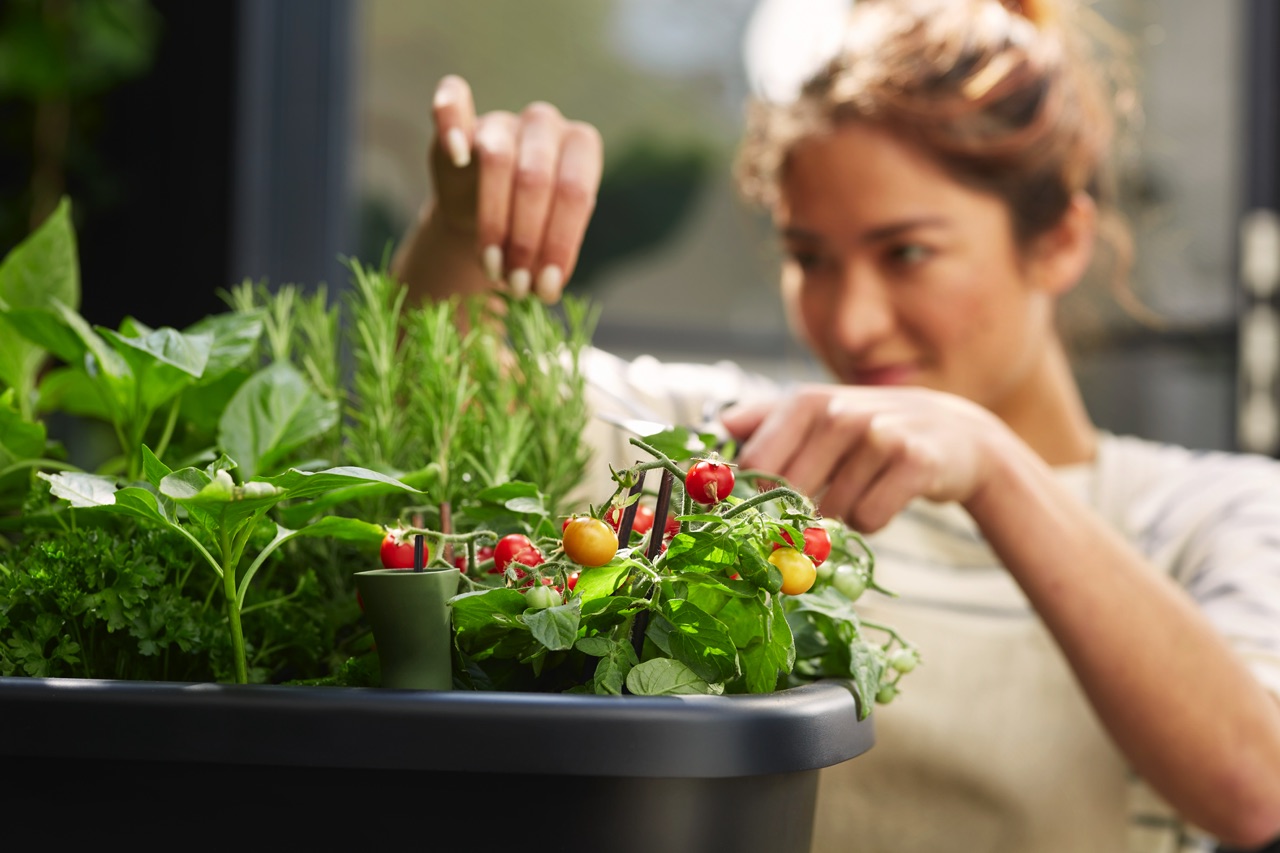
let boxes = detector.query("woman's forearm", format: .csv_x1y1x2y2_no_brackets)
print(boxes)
964,441,1280,847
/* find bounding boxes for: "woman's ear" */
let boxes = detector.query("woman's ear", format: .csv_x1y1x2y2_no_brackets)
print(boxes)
1030,192,1097,297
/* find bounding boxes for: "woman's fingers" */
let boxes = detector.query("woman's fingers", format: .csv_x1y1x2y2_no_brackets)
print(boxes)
432,74,477,168
452,98,603,302
534,121,603,302
723,385,997,532
474,111,520,285
505,101,565,298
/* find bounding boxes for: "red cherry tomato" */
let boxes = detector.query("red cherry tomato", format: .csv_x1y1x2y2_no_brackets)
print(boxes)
380,529,423,569
562,517,619,567
494,534,543,575
685,459,735,505
774,526,832,566
604,504,654,536
566,571,579,591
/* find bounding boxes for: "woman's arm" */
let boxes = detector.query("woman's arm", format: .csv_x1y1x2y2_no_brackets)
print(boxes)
723,384,1280,847
967,435,1280,849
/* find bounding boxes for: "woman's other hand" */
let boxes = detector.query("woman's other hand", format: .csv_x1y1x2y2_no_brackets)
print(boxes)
720,384,1018,532
401,74,604,304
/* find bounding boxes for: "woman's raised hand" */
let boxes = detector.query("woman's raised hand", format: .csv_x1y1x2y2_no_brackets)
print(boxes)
720,385,1022,533
427,74,604,303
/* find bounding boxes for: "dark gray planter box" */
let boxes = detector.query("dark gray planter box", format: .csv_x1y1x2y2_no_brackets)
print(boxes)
0,676,873,851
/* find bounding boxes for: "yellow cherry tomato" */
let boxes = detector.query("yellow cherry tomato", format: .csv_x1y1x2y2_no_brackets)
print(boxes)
562,517,618,567
769,547,817,595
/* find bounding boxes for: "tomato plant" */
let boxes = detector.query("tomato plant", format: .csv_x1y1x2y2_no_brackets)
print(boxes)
442,427,914,711
380,529,422,569
494,534,543,575
685,458,735,505
769,547,817,595
775,526,831,566
562,516,618,567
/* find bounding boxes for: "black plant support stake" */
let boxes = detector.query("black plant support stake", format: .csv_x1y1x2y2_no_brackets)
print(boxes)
630,468,675,660
413,533,425,573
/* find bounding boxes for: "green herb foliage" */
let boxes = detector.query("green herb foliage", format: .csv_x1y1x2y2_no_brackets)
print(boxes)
0,525,227,681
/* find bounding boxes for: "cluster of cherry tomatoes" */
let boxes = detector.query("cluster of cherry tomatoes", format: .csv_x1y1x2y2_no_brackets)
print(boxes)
685,456,824,597
372,453,836,612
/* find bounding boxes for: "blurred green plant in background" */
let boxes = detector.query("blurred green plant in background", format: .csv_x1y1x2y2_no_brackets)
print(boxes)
0,0,159,244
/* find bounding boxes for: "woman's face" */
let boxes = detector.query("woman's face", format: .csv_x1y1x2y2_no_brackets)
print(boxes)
774,123,1059,415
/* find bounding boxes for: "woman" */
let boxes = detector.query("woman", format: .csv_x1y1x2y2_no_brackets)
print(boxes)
393,0,1280,849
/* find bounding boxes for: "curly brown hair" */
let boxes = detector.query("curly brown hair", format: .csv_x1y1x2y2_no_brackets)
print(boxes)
736,0,1142,304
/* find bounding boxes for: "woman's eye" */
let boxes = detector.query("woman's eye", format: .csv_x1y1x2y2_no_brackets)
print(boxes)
888,243,931,265
787,249,832,273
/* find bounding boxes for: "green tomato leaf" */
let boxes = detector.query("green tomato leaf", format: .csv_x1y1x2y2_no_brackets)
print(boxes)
662,530,738,573
571,560,633,603
659,598,740,684
787,585,864,628
450,588,532,655
574,637,613,657
739,638,785,694
585,638,637,695
625,658,722,696
523,597,581,651
848,640,885,720
579,594,646,634
771,592,796,671
737,547,783,593
712,594,770,649
217,361,339,480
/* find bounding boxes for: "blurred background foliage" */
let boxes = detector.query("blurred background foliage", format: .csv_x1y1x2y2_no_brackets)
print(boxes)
0,0,159,245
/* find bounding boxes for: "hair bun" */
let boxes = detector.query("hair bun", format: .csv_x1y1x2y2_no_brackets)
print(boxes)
1001,0,1058,27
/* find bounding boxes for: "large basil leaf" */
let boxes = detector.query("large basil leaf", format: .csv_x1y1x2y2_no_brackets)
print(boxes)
217,361,338,479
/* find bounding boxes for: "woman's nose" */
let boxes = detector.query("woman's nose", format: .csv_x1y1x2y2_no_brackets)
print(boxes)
831,263,895,354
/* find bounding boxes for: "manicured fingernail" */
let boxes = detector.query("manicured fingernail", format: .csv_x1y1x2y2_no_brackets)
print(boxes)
446,128,470,168
508,268,531,299
482,245,503,282
535,265,563,303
